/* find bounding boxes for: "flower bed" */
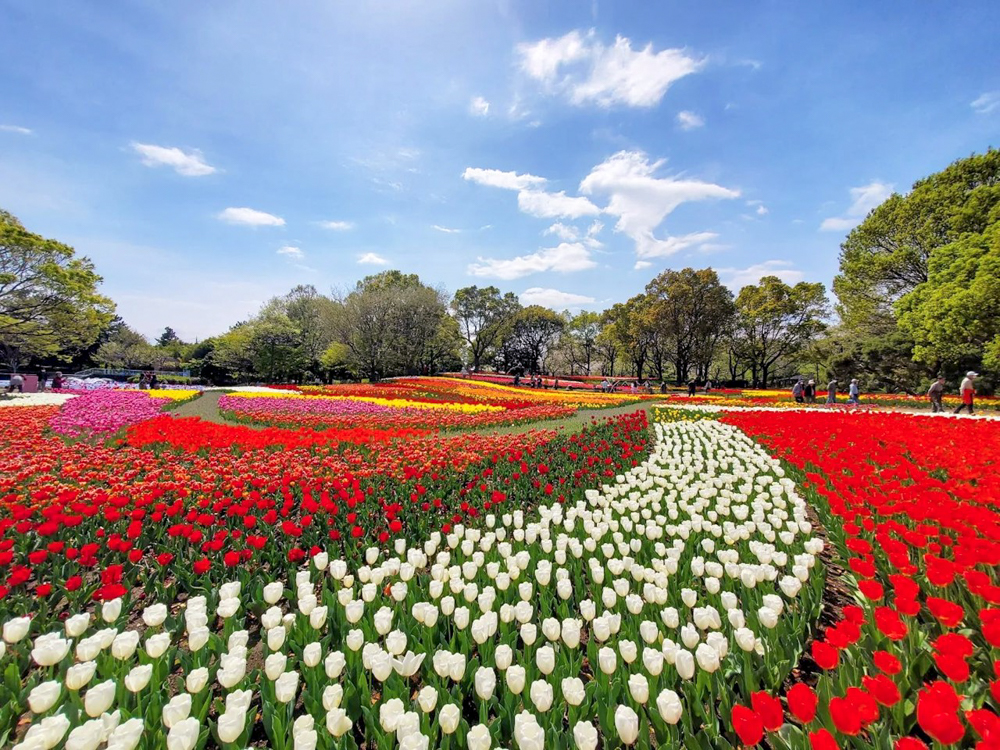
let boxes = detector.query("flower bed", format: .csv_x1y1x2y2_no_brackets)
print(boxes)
1,412,827,750
48,389,199,438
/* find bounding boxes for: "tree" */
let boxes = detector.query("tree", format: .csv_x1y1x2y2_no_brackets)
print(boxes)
95,324,156,369
564,311,602,375
896,222,1000,380
601,297,655,379
156,327,181,347
0,211,115,369
451,286,521,370
644,268,735,383
733,276,829,387
498,306,565,375
331,271,452,380
834,149,1000,330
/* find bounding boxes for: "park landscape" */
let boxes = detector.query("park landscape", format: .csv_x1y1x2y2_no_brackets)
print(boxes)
3,3,1000,749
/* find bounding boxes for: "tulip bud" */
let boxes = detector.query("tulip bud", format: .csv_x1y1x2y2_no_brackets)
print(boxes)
615,705,640,745
506,665,527,695
84,679,117,718
439,703,461,734
475,667,496,701
28,680,61,713
326,707,352,737
530,679,554,712
66,660,97,691
573,721,598,750
417,686,438,713
125,664,153,693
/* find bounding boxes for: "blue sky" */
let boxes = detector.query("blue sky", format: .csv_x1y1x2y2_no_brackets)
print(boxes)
1,0,998,341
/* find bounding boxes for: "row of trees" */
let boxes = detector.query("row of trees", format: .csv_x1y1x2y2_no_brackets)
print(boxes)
2,147,996,390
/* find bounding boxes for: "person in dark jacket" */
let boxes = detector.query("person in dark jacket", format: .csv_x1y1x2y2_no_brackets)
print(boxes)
826,380,838,404
792,379,804,403
927,376,946,413
804,379,816,403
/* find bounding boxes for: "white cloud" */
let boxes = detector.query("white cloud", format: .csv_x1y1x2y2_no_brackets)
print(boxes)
358,252,389,265
544,222,580,241
719,260,804,290
520,287,596,307
676,111,704,130
634,231,719,259
518,190,601,219
462,167,547,191
517,30,704,108
217,207,285,227
468,242,596,280
971,92,1000,114
277,245,304,260
579,150,739,256
432,225,461,234
470,96,491,116
634,260,652,270
318,220,354,231
0,124,32,135
819,180,893,232
131,142,217,177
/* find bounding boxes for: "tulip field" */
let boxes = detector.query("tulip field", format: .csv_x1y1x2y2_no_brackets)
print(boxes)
1,381,999,749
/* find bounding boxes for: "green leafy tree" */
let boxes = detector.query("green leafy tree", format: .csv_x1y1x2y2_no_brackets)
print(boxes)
0,210,115,369
644,268,735,383
835,149,1000,330
95,324,157,369
897,222,1000,380
451,285,522,370
733,276,829,387
496,306,565,375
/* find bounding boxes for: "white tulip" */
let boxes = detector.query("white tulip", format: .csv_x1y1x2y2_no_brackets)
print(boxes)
32,633,71,666
166,717,199,750
439,703,461,734
185,667,209,694
325,650,346,679
506,665,527,694
475,667,497,701
530,679,553,712
573,721,598,750
28,680,61,713
675,649,695,680
162,692,192,728
657,688,683,724
65,613,91,638
303,642,322,668
468,724,491,750
145,632,171,659
3,617,31,644
84,679,116,717
265,653,287,680
124,664,153,693
615,705,640,746
217,711,246,744
326,707,352,737
536,645,555,675
102,598,123,623
66,660,97,690
417,685,438,713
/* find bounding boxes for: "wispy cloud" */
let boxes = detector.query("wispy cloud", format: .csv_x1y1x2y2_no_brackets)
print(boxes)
971,91,1000,114
131,142,217,176
277,246,304,260
820,181,893,232
432,225,461,234
676,111,704,130
469,96,490,116
317,220,355,231
468,242,596,280
520,287,596,308
462,167,547,191
718,260,804,290
358,252,389,265
0,124,32,135
217,207,285,227
517,30,704,108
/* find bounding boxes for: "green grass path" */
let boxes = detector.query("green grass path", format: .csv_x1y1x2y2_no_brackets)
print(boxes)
169,390,662,437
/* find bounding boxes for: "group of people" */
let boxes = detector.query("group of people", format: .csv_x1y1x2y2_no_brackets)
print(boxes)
137,371,160,389
929,371,979,414
792,378,861,405
5,371,64,394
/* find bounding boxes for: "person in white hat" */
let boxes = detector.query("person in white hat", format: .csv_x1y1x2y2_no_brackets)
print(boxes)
954,371,978,415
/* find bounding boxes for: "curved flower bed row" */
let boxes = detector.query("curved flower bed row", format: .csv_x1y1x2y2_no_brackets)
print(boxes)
1,414,822,750
675,409,1000,749
47,389,199,437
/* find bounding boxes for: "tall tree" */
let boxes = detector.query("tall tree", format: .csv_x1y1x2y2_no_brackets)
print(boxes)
451,285,521,370
564,310,602,375
499,306,565,375
834,149,1000,330
733,276,829,387
644,268,735,383
896,222,1000,379
0,211,115,369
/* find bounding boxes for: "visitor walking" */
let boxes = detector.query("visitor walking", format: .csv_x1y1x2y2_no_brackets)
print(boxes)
687,379,696,396
826,379,838,404
848,379,861,405
792,379,804,403
805,379,816,403
954,371,978,415
704,379,712,395
138,372,149,389
928,376,946,413
7,373,23,393
38,370,47,392
149,373,159,389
